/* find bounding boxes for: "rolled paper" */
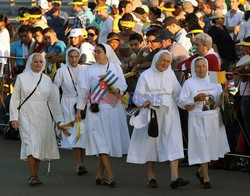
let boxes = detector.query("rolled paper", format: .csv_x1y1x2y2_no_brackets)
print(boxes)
23,13,42,19
187,29,204,34
120,21,135,28
159,6,175,12
68,2,84,5
15,16,29,21
124,72,136,79
74,122,81,144
59,121,75,129
95,5,107,11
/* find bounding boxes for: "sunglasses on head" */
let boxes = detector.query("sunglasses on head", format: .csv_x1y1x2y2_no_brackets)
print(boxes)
88,33,96,37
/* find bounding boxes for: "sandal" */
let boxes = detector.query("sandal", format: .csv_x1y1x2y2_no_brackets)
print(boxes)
28,176,38,186
96,177,109,185
108,178,116,187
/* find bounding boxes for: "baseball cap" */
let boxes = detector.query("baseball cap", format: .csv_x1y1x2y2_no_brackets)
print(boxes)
153,29,175,42
69,28,88,38
38,0,49,10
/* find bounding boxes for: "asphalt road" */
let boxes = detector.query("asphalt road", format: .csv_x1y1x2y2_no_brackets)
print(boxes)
0,135,249,196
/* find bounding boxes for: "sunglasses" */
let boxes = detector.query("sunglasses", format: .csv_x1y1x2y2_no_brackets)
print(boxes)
88,33,96,37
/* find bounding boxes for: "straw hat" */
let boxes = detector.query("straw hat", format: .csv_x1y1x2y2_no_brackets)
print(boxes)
236,55,250,67
210,10,225,19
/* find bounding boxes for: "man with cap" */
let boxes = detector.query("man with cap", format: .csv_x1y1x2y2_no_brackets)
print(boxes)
70,0,90,29
153,29,189,82
97,5,113,43
38,0,50,24
163,16,192,52
45,0,69,43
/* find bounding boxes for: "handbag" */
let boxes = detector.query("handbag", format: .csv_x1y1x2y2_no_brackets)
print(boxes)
148,108,159,138
67,67,86,119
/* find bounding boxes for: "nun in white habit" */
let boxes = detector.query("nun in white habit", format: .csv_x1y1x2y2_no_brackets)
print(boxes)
127,50,189,189
10,53,63,185
179,57,230,189
75,44,130,187
54,47,88,175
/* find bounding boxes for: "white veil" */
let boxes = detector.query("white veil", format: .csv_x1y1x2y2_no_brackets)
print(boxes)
102,43,121,66
24,53,46,73
190,56,209,82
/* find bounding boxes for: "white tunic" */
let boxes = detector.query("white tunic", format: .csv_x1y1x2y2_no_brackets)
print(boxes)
0,28,10,77
54,65,87,149
179,77,230,165
10,71,63,160
127,66,184,164
77,62,130,157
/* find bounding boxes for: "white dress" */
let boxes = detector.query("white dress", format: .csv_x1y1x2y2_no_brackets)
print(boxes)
10,71,63,160
77,62,130,157
179,77,230,165
127,66,184,164
54,65,87,149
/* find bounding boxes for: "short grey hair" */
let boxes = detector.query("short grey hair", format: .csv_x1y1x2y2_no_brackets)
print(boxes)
194,33,213,49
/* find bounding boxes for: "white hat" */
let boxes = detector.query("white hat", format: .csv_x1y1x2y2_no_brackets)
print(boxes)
111,0,119,7
182,0,198,7
69,28,83,38
142,5,149,14
38,0,49,10
236,55,250,67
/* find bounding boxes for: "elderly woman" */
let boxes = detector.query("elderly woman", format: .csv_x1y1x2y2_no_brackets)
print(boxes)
10,53,63,186
178,33,221,71
127,50,189,189
179,57,230,189
54,47,87,175
75,44,130,187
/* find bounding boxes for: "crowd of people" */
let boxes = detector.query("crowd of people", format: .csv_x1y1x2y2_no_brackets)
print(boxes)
0,0,249,189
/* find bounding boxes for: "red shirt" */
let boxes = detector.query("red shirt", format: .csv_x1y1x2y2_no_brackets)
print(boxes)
177,54,220,71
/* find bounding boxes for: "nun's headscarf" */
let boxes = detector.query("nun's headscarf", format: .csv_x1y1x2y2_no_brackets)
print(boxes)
191,56,209,82
24,53,46,73
151,50,173,72
65,46,81,67
100,43,121,66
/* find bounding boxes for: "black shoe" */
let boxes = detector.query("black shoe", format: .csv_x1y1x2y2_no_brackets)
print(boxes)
96,177,109,185
195,171,204,185
170,177,189,189
108,178,116,187
77,166,87,176
202,181,211,189
148,179,158,188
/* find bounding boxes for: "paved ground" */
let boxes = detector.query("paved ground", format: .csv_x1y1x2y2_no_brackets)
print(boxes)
0,135,249,196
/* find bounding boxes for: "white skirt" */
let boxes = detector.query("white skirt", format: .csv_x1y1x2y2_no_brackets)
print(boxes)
188,111,230,165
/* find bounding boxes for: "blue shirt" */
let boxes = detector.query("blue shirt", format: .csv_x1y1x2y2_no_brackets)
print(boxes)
73,10,89,29
84,8,95,27
45,10,69,43
10,40,24,66
43,40,66,54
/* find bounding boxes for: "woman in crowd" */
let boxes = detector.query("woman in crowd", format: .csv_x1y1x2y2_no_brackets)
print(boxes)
127,50,189,189
178,33,221,71
86,26,99,47
10,53,63,185
54,47,87,175
68,28,95,65
179,57,230,189
75,44,130,187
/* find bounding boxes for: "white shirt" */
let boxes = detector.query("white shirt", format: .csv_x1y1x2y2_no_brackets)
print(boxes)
175,28,192,52
224,9,244,38
98,16,113,44
0,28,10,77
237,19,250,41
79,42,95,64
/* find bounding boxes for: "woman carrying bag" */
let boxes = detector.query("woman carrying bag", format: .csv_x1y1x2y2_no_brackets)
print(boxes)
127,50,189,189
10,53,63,186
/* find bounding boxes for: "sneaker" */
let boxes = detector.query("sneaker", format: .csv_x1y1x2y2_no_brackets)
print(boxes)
170,177,189,189
148,179,158,188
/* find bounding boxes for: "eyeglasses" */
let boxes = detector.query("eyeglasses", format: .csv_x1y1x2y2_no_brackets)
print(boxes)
88,33,96,37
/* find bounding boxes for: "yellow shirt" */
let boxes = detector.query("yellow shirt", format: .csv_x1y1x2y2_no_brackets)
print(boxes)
112,15,122,33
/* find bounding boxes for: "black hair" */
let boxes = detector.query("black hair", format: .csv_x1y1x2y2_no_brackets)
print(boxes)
32,26,43,34
134,7,146,15
149,7,161,19
86,26,99,36
29,7,42,16
118,0,132,15
107,32,119,40
245,10,250,21
146,29,158,37
121,13,134,22
18,25,33,34
18,7,29,17
96,44,106,54
0,14,7,24
129,33,144,43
